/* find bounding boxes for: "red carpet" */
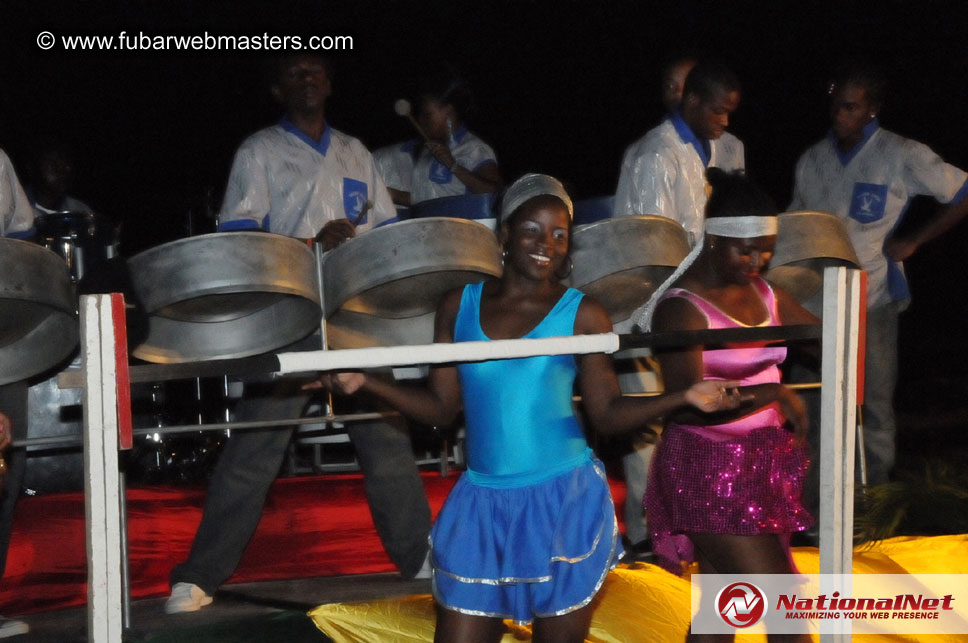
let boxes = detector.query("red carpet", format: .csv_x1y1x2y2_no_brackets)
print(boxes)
0,472,627,615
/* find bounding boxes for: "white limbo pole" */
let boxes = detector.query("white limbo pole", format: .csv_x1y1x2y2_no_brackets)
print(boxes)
276,333,621,374
819,267,862,643
81,294,124,643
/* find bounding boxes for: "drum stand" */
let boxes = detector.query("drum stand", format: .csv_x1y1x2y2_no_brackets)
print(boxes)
290,244,464,475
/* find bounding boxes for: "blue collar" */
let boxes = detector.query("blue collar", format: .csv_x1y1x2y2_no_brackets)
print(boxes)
670,111,710,167
280,117,331,156
452,124,469,144
829,118,880,166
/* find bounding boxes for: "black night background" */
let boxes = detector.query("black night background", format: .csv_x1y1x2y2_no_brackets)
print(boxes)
2,0,967,470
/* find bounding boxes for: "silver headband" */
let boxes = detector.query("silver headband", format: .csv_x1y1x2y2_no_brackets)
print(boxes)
500,173,573,223
704,216,778,238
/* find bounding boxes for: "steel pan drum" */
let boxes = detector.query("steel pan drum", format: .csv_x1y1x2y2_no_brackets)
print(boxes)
323,217,502,348
0,238,78,384
766,211,859,304
128,232,321,363
566,216,691,322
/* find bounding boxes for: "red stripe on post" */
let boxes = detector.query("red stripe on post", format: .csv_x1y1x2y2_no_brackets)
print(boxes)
110,293,133,450
855,272,867,405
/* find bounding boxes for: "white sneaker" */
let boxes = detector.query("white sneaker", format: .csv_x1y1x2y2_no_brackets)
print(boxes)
0,617,28,638
413,551,433,580
164,582,213,614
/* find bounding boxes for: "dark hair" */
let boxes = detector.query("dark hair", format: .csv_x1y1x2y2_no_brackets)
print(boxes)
829,59,886,109
661,53,698,80
265,53,332,87
704,168,777,219
414,66,474,119
30,137,76,170
683,61,741,103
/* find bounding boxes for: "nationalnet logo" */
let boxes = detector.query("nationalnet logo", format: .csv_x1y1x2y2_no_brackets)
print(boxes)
715,582,767,627
692,574,968,636
777,590,955,621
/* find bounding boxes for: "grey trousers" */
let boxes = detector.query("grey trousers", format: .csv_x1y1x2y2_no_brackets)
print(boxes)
170,365,431,594
622,442,654,545
797,300,900,508
0,381,28,579
860,302,900,485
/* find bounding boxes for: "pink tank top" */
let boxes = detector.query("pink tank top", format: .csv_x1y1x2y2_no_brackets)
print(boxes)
660,278,787,440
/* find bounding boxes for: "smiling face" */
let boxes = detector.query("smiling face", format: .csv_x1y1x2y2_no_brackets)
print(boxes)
502,196,571,283
709,234,777,285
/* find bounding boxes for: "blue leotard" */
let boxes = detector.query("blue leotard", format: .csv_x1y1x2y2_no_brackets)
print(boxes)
454,282,589,485
432,281,621,623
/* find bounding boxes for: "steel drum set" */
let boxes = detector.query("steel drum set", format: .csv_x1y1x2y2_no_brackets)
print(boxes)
1,204,858,489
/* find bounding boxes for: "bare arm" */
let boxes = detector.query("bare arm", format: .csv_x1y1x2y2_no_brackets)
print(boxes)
651,296,808,439
0,412,11,451
387,187,412,207
0,411,11,494
306,290,464,427
452,161,502,195
423,142,502,194
884,197,968,262
574,298,744,435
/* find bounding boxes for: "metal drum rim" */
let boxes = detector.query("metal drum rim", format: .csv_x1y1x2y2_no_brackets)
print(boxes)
572,213,686,233
128,230,313,265
324,216,497,249
0,238,76,314
321,217,501,316
772,210,860,267
128,231,321,363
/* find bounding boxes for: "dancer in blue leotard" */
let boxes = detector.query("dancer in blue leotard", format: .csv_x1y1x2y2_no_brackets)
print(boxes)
308,173,745,643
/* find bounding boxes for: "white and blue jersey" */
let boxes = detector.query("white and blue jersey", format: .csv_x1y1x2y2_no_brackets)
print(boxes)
790,120,968,308
372,140,418,193
218,119,395,238
410,126,497,205
613,112,745,245
0,149,35,238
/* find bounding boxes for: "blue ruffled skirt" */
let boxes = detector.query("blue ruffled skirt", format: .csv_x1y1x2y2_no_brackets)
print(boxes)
429,453,622,624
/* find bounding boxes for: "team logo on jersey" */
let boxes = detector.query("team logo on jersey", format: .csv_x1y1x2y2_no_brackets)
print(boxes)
849,182,887,223
715,582,767,628
429,160,453,184
343,178,369,224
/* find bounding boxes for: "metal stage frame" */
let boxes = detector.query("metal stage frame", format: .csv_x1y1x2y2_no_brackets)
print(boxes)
72,266,863,643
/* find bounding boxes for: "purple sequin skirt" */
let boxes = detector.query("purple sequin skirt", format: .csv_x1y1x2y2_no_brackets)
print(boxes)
645,424,813,574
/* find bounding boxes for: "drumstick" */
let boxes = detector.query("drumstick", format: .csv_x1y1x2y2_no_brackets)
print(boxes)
351,201,373,226
394,99,431,141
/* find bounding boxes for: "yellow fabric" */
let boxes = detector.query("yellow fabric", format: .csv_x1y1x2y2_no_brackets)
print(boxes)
308,535,968,643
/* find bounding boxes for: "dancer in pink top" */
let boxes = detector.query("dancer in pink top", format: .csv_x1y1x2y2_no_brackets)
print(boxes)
638,170,817,641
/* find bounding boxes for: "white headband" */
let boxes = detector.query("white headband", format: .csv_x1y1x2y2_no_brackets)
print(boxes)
630,214,779,332
500,173,573,223
704,216,778,238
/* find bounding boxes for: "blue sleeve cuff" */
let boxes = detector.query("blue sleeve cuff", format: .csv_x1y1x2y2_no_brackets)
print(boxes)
6,227,36,239
218,218,261,232
949,177,968,206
